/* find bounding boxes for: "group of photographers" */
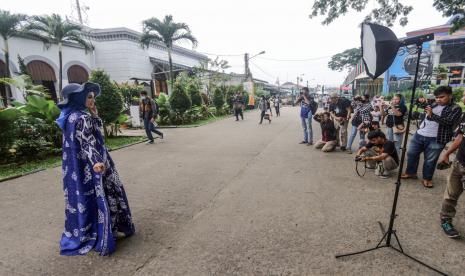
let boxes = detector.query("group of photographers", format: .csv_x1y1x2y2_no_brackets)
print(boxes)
298,85,465,239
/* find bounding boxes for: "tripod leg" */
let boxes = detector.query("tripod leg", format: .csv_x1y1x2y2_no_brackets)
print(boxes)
390,247,448,276
392,230,404,253
335,231,389,258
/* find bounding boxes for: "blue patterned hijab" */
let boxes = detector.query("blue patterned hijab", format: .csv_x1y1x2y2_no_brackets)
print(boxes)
56,82,101,130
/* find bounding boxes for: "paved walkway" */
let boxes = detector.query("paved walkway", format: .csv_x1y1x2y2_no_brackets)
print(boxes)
0,107,463,275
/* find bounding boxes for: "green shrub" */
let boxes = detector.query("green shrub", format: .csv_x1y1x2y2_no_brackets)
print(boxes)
187,83,202,106
453,87,464,103
118,82,143,112
201,93,210,106
213,87,225,110
90,69,123,137
169,80,192,113
7,116,58,163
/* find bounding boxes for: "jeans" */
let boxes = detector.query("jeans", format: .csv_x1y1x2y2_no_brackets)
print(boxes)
234,108,243,120
405,133,444,181
300,111,313,143
143,118,163,141
386,127,404,153
275,107,280,116
347,125,366,151
334,120,348,148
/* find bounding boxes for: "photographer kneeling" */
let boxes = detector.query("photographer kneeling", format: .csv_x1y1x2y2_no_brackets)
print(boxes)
356,130,399,179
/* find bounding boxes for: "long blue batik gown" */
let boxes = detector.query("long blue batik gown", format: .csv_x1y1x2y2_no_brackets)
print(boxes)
60,110,135,256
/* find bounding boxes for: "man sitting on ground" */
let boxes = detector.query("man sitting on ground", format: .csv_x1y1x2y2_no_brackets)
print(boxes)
356,130,399,179
313,112,337,152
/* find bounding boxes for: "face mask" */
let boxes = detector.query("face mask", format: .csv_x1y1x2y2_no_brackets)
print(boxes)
141,96,146,100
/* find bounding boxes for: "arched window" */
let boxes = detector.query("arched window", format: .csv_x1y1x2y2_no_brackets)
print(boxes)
67,65,89,84
27,60,57,102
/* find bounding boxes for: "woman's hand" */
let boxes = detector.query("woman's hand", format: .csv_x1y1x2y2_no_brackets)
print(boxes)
93,162,105,173
89,103,98,117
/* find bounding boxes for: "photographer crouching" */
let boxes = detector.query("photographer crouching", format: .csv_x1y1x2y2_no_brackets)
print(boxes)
313,111,337,152
355,130,399,179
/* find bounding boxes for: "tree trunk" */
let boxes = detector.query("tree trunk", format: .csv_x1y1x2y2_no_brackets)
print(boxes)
4,40,11,106
58,42,63,99
168,48,173,95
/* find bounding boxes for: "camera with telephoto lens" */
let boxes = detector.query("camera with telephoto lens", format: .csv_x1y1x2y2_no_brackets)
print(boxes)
354,154,366,162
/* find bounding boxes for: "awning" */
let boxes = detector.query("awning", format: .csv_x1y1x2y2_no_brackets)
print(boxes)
149,57,191,70
27,61,56,81
67,65,89,84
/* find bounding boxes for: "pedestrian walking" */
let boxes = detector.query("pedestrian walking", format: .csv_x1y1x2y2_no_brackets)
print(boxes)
274,96,281,117
329,92,352,150
402,86,462,188
233,91,244,121
56,83,135,256
259,96,272,124
295,88,318,145
140,91,163,144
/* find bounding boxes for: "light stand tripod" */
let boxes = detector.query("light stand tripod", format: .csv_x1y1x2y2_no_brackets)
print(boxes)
335,43,448,276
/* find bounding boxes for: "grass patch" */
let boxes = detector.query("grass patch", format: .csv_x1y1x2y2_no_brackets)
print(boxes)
182,114,231,127
0,136,145,182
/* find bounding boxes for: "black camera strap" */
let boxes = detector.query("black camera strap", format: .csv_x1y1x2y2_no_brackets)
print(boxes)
355,160,367,177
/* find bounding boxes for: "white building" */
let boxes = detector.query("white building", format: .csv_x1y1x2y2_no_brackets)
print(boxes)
0,26,208,105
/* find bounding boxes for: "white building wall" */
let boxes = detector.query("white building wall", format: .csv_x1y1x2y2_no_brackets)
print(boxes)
1,36,93,102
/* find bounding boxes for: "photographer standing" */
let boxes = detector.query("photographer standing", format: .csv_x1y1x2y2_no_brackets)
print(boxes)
273,96,281,117
356,130,399,179
347,94,373,154
402,86,462,188
382,94,407,153
295,88,317,145
329,92,352,151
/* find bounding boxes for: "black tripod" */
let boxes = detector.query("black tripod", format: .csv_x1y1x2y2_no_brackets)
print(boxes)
335,44,448,276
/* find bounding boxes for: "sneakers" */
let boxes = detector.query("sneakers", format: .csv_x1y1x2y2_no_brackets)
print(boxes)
299,141,308,144
441,220,460,238
346,149,352,154
340,146,346,151
307,142,313,146
146,140,154,145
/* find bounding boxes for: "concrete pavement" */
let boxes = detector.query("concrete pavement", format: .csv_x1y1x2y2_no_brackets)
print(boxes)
0,107,464,275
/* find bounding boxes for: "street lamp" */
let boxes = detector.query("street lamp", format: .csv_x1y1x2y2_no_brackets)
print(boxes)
244,50,265,80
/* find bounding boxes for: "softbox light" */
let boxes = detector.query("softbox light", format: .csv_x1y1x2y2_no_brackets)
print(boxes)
361,23,400,79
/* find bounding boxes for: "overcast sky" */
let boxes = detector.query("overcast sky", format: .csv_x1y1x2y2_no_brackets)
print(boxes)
4,0,448,86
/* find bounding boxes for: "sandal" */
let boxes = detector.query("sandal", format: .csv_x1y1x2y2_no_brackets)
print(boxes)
401,173,418,179
422,179,434,189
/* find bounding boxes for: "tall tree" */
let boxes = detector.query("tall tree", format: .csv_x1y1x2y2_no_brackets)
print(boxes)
328,48,362,72
24,14,92,97
0,10,27,106
140,15,198,94
309,0,464,33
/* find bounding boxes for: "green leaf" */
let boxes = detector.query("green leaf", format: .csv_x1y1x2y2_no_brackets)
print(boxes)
0,107,21,122
26,95,48,109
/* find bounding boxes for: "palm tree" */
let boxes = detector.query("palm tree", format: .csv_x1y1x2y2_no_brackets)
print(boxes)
0,9,27,106
140,15,198,94
24,14,92,97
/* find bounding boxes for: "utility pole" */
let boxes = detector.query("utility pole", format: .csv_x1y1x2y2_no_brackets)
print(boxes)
75,0,83,24
244,53,250,81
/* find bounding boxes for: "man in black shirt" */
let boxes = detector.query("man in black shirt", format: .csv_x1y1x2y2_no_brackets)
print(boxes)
329,92,352,150
438,103,465,238
356,130,399,179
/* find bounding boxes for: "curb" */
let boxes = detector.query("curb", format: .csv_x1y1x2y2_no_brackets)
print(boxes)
0,138,147,183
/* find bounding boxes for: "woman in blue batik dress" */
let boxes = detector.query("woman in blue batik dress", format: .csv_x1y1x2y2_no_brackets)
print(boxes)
56,82,135,256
